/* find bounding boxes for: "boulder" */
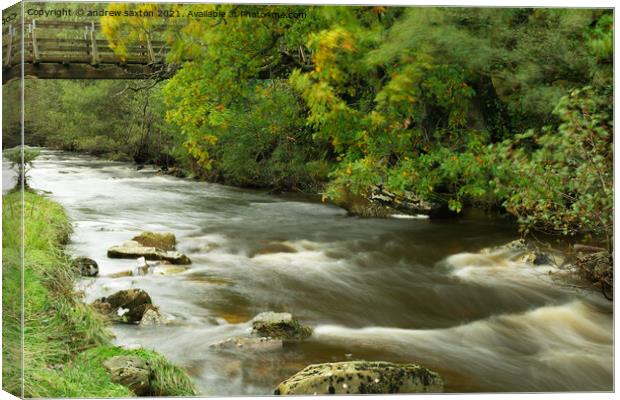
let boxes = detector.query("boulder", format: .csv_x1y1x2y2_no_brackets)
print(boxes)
209,336,283,351
481,239,528,254
73,257,99,277
520,251,554,266
107,242,191,265
251,312,312,340
92,288,154,323
274,361,444,395
103,355,152,395
336,186,444,218
484,239,561,266
132,232,176,251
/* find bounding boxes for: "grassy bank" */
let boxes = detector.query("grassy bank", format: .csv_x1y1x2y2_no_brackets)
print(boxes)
2,190,196,397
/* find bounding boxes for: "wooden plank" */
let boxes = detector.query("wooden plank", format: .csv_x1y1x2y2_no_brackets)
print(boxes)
33,38,166,47
34,20,101,30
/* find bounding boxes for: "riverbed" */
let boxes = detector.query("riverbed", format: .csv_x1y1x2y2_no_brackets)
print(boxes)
26,150,613,394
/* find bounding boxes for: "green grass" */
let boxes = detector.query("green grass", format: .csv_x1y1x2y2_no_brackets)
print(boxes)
2,190,196,397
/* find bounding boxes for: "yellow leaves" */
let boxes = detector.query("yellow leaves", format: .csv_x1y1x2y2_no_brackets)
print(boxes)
309,27,356,78
371,6,386,15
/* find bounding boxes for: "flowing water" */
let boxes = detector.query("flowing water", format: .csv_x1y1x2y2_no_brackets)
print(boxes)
24,150,613,394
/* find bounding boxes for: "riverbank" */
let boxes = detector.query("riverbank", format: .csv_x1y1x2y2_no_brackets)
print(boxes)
2,190,196,397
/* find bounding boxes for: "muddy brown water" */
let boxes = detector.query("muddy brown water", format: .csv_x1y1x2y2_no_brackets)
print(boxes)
22,150,613,394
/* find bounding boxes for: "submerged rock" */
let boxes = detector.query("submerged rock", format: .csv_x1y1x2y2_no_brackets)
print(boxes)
249,243,298,258
103,355,152,395
73,257,99,277
251,312,312,340
92,288,155,324
108,270,134,278
132,231,176,251
483,239,563,266
274,361,444,395
209,336,283,351
150,263,188,276
107,242,191,265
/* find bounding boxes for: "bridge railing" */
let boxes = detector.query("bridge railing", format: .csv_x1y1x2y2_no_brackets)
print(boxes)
2,19,169,69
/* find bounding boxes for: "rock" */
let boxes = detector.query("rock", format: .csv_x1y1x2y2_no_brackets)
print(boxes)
368,186,443,217
249,243,297,258
521,252,554,266
103,355,152,395
73,257,99,277
337,186,444,218
484,239,562,267
274,361,444,395
132,232,176,251
481,239,528,254
140,308,168,326
134,257,150,276
108,270,134,278
107,242,191,265
251,312,312,340
92,288,154,323
209,336,283,351
574,244,607,254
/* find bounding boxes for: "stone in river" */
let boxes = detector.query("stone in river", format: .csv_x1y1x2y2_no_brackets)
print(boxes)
274,361,444,395
103,355,152,395
140,308,169,326
73,257,99,277
251,311,312,340
92,288,155,323
150,264,188,276
107,242,191,265
132,231,176,251
209,336,283,351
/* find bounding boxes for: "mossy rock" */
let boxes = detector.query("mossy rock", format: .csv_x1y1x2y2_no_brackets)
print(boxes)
251,311,312,340
275,361,444,395
65,346,196,397
72,257,99,277
132,232,176,251
92,288,155,324
103,355,152,395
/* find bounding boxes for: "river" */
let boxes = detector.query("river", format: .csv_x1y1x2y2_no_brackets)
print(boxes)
23,150,613,394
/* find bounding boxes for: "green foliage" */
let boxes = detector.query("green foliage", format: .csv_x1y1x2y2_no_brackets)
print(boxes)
22,5,613,246
492,85,613,243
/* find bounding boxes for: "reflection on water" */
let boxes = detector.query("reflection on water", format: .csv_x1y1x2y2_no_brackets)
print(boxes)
28,150,613,394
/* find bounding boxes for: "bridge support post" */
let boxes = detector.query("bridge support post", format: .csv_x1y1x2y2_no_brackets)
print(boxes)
4,24,13,67
146,34,156,64
90,21,99,65
31,20,40,64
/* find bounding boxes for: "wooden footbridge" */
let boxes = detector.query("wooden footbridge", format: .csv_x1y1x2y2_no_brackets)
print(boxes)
2,19,177,84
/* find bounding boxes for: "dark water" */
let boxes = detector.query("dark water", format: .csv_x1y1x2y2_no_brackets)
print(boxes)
26,150,612,394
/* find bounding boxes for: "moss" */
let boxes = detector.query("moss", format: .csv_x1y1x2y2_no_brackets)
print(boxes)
2,191,196,397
